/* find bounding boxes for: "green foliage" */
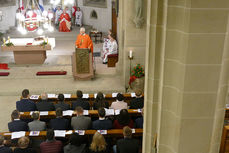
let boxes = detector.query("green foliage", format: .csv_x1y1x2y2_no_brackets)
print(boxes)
131,64,144,78
5,42,14,47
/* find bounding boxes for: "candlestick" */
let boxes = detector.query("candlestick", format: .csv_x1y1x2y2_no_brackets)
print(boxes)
129,50,133,58
3,37,6,45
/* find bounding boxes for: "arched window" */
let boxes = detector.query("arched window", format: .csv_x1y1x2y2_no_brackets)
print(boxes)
90,10,98,19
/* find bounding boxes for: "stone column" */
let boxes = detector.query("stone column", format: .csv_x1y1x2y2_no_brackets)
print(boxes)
156,0,229,153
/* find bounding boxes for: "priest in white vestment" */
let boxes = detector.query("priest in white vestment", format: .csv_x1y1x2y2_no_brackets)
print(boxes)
75,7,82,26
55,6,63,25
102,34,118,64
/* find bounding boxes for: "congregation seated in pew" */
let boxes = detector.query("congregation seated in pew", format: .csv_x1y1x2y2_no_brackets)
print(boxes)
71,107,91,130
14,137,35,153
28,112,46,131
113,109,134,129
64,133,86,153
36,93,55,111
8,110,28,132
55,94,70,111
92,108,112,130
93,92,109,110
72,90,90,110
130,89,144,109
89,132,109,153
16,89,36,112
0,135,12,153
110,93,128,110
50,108,69,130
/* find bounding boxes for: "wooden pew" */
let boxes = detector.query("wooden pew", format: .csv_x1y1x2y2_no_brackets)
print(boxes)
22,93,144,108
0,129,143,139
19,109,142,119
220,125,229,153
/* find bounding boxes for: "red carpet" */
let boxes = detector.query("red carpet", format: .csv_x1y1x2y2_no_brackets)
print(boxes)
0,63,9,70
0,72,10,76
36,71,67,76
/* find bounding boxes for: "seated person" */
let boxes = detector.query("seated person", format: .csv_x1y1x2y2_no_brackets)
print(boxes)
0,135,12,153
102,33,118,64
71,107,91,130
16,89,36,112
93,92,109,110
8,110,28,132
72,90,90,110
135,108,144,129
110,93,128,110
14,137,36,153
113,109,134,129
49,108,69,130
28,112,46,131
40,129,63,153
130,89,144,109
36,93,55,111
116,126,139,153
59,9,71,32
101,29,112,59
92,108,112,130
54,94,70,111
89,132,109,153
64,133,87,153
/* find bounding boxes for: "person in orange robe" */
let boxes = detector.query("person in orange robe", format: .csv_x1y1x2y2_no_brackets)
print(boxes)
75,27,93,53
59,10,71,32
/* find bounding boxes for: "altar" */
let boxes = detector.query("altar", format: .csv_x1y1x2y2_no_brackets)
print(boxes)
1,38,55,64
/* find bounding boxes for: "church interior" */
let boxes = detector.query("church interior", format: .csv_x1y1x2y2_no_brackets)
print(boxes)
1,0,229,153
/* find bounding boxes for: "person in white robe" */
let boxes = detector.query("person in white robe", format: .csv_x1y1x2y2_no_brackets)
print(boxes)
75,7,82,26
101,29,112,60
65,7,72,19
55,6,63,25
103,34,118,64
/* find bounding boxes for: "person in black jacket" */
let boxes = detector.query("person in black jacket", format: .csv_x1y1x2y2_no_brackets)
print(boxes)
0,135,12,153
54,94,70,111
16,89,36,112
92,107,112,130
14,137,36,153
130,89,144,109
36,93,55,111
116,126,139,153
93,92,109,110
49,108,69,130
72,90,90,110
8,110,28,132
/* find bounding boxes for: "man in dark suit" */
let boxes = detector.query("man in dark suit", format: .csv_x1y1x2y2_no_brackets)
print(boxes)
8,110,28,132
71,107,91,130
116,126,139,153
135,109,143,128
49,108,69,130
16,89,37,112
36,93,55,111
130,89,144,109
54,94,70,111
72,90,90,110
92,107,112,130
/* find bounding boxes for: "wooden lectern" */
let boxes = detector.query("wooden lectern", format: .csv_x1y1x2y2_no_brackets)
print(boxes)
72,48,94,80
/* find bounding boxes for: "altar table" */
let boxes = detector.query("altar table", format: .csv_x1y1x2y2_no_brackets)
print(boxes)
1,38,55,64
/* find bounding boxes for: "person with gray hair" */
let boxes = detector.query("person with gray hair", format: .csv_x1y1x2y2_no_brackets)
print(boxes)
0,135,12,153
28,112,46,131
36,93,55,111
75,27,93,53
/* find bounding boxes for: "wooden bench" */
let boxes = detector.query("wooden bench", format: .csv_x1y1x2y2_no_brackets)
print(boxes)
0,129,143,139
19,109,142,119
108,54,118,67
220,125,229,153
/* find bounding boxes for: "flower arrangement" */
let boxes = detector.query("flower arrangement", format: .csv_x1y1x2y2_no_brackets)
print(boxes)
5,42,14,47
40,40,48,48
129,64,144,85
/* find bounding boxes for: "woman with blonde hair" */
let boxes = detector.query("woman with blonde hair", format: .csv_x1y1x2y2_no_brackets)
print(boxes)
89,132,108,153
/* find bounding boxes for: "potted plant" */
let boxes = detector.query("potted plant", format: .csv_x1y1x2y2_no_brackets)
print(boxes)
129,64,145,91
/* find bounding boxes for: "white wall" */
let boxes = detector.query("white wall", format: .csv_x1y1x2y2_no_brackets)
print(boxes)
0,5,17,33
78,0,112,33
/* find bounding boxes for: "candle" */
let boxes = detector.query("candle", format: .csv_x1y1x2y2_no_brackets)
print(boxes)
3,37,5,45
8,36,10,43
129,50,133,58
47,37,48,44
